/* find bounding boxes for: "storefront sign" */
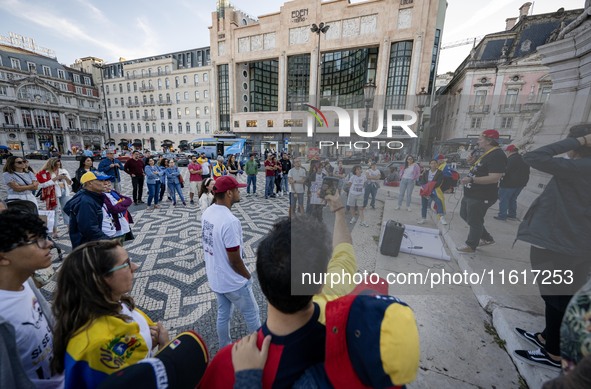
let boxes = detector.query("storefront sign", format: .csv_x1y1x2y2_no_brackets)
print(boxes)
291,8,308,23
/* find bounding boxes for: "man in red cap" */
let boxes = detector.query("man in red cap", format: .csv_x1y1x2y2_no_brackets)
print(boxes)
201,176,261,348
457,129,507,253
494,145,529,221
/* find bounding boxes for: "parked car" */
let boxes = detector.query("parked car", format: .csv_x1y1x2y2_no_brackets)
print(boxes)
25,150,50,160
378,161,407,180
341,155,365,165
75,150,101,161
116,152,134,163
176,153,190,167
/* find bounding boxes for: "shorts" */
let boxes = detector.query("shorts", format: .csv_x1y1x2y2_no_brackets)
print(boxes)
189,181,201,194
290,192,304,208
347,192,364,207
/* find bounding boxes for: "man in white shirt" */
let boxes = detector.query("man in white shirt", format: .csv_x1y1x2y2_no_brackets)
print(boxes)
287,157,307,215
0,210,64,388
201,176,261,347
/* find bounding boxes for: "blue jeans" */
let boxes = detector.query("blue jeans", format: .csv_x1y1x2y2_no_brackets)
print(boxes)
281,174,289,193
421,193,444,218
214,279,261,348
398,178,415,207
497,187,523,219
247,175,257,194
168,182,185,204
265,176,274,198
363,183,378,208
147,182,161,206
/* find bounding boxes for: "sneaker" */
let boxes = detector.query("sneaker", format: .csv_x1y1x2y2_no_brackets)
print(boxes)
270,194,276,198
479,238,495,246
417,218,426,224
515,328,546,349
456,245,475,253
394,206,400,210
190,200,195,205
350,217,357,224
493,216,506,221
182,202,187,206
439,216,448,225
513,348,561,371
507,216,521,221
172,202,177,206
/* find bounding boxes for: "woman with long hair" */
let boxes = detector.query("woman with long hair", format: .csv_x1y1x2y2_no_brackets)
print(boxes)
158,158,170,202
2,156,39,210
52,240,169,389
198,177,215,212
165,160,186,206
37,158,72,238
396,155,421,211
144,158,161,210
226,154,239,176
73,157,96,192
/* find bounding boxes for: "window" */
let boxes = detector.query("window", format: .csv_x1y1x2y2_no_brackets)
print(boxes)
10,58,21,70
110,124,114,133
185,107,190,115
204,107,209,115
75,86,83,94
3,110,15,125
234,121,240,128
168,123,173,133
205,122,210,134
175,92,180,103
116,111,120,118
145,123,150,133
195,91,200,100
194,74,199,86
178,122,182,133
122,111,126,119
160,109,164,119
196,122,201,134
119,84,123,93
130,110,134,119
286,54,311,111
150,94,154,104
118,123,121,133
135,96,139,104
203,73,208,82
474,90,487,106
127,83,131,92
167,108,172,119
217,64,230,132
86,89,93,97
57,69,65,79
196,107,201,117
501,117,513,129
506,89,519,106
183,76,188,84
165,78,170,89
143,95,147,104
158,79,162,90
157,67,162,75
84,77,91,85
267,120,274,127
184,91,189,100
22,110,33,127
166,93,171,103
165,66,169,74
144,109,148,118
186,122,190,133
158,94,163,103
42,66,51,76
161,123,166,133
152,123,156,133
386,42,413,109
175,77,179,88
73,74,81,83
246,120,257,127
128,96,132,105
108,98,112,107
114,97,119,105
123,123,128,133
470,117,482,129
109,112,113,120
133,82,137,92
131,123,135,133
177,108,181,118
27,62,36,73
204,90,209,99
538,86,551,103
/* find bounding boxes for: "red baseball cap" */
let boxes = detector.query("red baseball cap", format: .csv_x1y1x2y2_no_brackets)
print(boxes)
212,175,246,194
505,144,518,152
481,129,500,139
436,154,446,160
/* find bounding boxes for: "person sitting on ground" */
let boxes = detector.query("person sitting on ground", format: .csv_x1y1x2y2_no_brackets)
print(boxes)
51,240,170,389
198,194,358,388
0,210,64,389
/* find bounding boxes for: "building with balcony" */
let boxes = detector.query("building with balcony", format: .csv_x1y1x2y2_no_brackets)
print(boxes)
431,3,582,149
74,48,214,152
0,37,102,154
210,0,446,156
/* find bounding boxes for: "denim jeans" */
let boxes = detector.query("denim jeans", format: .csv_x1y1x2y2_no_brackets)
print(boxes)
397,178,415,207
168,182,185,204
214,279,261,348
497,186,524,219
281,174,289,193
265,176,274,198
247,175,257,194
159,183,166,201
57,192,70,225
421,193,444,219
363,183,378,208
147,182,161,206
460,196,494,249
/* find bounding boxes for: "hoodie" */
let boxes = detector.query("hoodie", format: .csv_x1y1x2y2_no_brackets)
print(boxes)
63,189,110,248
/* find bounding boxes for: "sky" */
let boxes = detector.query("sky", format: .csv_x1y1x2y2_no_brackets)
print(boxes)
0,0,585,74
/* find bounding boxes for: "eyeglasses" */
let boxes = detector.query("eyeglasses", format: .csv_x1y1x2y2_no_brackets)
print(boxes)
106,257,132,274
15,160,25,164
7,235,50,251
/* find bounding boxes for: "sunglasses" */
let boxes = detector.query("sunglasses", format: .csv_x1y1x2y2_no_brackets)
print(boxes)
15,161,25,164
106,257,132,274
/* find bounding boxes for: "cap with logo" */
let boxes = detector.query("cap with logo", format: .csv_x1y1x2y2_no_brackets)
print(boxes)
80,171,112,185
212,175,246,194
481,129,500,139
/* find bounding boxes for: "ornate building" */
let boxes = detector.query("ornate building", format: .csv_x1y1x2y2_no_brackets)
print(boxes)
0,36,102,154
210,0,446,155
75,48,215,152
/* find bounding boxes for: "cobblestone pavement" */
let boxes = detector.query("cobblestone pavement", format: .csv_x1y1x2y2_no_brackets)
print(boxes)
2,159,379,355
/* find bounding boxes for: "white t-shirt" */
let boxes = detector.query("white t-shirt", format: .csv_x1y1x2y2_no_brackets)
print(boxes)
201,204,247,293
288,167,307,194
2,171,39,207
402,164,417,179
201,161,211,175
366,168,381,181
309,173,325,205
101,204,118,237
120,303,153,355
0,283,64,388
105,192,131,237
349,174,367,195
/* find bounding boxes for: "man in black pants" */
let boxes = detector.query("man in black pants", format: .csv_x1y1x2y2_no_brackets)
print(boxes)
456,129,507,253
513,126,591,370
124,150,145,204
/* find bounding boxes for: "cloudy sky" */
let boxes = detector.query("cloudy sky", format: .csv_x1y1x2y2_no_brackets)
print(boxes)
0,0,584,73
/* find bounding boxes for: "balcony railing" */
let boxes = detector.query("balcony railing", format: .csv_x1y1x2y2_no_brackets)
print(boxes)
142,115,157,121
127,102,141,108
158,100,173,106
142,101,156,106
139,86,154,92
521,102,543,112
468,105,490,113
498,104,521,113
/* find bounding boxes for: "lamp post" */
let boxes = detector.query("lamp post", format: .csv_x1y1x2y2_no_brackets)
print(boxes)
414,87,429,157
92,63,112,149
311,22,329,155
363,81,376,131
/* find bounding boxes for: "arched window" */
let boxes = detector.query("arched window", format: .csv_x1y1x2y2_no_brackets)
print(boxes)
131,123,135,133
143,110,148,118
166,93,170,103
133,82,137,92
137,123,141,133
175,77,179,88
157,79,162,90
195,91,200,101
161,123,165,133
150,94,154,103
205,122,210,134
194,74,199,85
143,95,147,104
123,123,128,133
204,107,209,115
196,107,201,117
183,76,187,84
178,122,183,134
158,94,163,103
145,123,149,133
203,73,208,82
185,107,190,116
148,68,152,77
175,92,180,103
165,65,169,74
184,91,189,100
204,90,209,99
157,66,162,75
160,109,164,119
165,78,170,89
110,123,114,133
106,85,110,94
117,123,121,133
168,123,173,133
152,123,156,133
186,122,190,133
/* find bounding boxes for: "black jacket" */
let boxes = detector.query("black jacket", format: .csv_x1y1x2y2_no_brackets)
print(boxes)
516,138,591,256
500,153,530,188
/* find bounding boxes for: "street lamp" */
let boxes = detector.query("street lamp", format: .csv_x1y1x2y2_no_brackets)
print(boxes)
414,86,429,157
363,81,376,131
311,22,329,155
92,63,112,149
